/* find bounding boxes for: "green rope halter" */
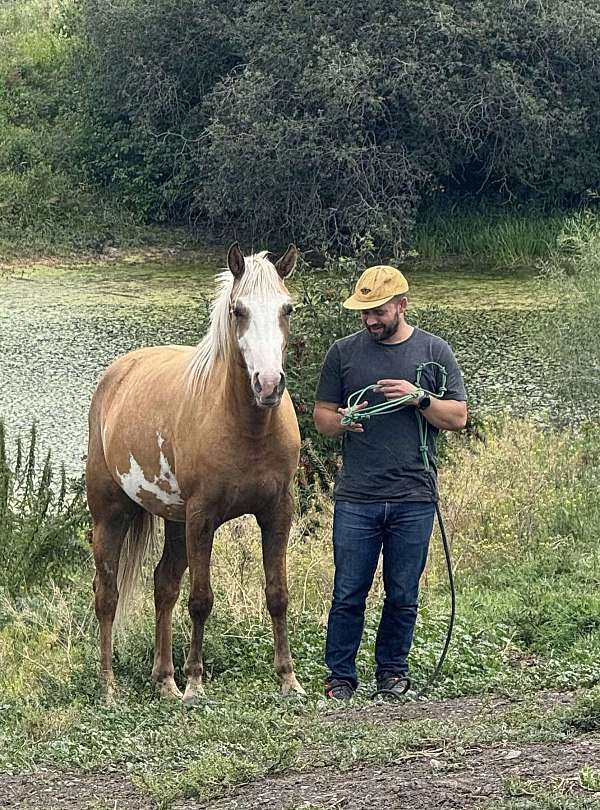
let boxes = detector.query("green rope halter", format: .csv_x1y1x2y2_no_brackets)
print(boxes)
340,361,448,469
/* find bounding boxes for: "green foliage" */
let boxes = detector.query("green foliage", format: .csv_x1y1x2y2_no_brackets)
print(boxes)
538,212,600,408
4,0,600,252
0,421,89,594
0,0,117,248
562,685,600,733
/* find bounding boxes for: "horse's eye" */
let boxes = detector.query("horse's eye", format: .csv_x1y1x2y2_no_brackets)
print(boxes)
231,303,246,318
282,303,294,316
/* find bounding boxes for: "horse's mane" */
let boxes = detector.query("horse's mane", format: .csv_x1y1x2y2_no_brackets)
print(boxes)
187,251,288,392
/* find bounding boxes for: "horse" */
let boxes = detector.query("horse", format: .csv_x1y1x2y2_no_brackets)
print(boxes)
87,243,304,704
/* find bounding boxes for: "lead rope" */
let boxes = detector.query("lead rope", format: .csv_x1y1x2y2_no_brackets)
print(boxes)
342,362,456,701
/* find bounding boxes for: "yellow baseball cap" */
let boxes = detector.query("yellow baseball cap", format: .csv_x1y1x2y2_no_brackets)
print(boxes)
342,265,409,310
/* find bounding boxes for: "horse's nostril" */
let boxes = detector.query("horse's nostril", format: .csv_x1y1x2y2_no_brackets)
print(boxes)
252,372,262,394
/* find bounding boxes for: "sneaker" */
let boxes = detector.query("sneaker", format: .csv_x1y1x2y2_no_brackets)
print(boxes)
374,673,411,701
324,679,355,701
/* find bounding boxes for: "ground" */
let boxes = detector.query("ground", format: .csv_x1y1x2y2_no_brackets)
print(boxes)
2,690,598,810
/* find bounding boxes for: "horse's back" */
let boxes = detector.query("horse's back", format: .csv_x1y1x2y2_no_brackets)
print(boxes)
93,345,193,408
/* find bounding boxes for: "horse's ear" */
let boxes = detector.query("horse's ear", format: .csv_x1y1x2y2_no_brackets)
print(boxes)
227,242,245,278
276,244,298,279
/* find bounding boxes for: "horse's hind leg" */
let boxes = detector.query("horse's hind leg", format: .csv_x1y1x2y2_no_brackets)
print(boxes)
88,434,139,703
152,519,188,699
257,495,305,696
90,494,138,703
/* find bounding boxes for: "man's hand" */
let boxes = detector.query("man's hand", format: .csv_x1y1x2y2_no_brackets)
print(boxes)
337,400,369,433
314,400,369,437
374,379,421,404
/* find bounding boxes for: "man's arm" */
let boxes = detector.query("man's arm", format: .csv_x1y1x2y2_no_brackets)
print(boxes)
375,379,467,431
415,396,467,431
313,400,368,437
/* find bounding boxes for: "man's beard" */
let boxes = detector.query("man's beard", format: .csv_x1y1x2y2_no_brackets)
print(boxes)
367,314,399,342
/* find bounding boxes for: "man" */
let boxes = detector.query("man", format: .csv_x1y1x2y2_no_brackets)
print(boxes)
313,265,467,700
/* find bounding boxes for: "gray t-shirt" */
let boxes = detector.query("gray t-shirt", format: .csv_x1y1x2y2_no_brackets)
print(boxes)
315,327,467,502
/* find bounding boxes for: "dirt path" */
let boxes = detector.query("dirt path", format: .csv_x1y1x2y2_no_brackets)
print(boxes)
182,736,600,810
0,691,594,810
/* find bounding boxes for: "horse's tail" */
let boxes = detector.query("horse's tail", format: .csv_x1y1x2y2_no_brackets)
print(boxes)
114,510,161,627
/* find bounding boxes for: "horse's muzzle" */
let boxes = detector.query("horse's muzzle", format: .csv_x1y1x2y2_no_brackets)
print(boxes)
253,371,286,407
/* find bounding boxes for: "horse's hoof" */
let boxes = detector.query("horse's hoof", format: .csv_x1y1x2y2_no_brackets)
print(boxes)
103,676,118,706
281,676,306,697
158,679,183,700
182,682,206,707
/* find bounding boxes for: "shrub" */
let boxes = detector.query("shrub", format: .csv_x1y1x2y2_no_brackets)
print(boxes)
6,1,600,250
0,422,89,594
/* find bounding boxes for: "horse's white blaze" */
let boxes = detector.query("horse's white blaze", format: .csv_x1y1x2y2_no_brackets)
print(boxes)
238,297,287,397
117,434,183,506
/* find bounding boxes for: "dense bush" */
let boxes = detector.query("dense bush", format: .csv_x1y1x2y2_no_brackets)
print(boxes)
77,0,600,251
4,1,600,252
67,0,241,223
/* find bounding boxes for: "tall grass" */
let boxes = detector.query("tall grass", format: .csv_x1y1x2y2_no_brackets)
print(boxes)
413,207,600,263
537,210,600,406
3,418,598,698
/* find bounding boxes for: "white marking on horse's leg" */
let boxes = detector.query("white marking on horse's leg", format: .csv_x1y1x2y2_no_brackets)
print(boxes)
182,676,205,707
158,677,183,700
280,673,306,696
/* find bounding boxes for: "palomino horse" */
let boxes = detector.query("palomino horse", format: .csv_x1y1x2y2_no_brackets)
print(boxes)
87,243,304,704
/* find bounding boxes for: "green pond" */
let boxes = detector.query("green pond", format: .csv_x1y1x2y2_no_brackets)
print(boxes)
0,258,565,476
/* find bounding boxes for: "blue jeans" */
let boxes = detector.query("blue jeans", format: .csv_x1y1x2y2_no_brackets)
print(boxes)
325,500,435,688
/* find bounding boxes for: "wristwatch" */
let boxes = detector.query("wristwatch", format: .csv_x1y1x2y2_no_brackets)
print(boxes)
417,394,431,411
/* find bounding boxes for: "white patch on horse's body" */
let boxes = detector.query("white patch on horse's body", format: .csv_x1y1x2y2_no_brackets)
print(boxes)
117,433,183,506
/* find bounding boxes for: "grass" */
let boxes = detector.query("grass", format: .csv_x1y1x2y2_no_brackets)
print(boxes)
1,236,600,804
412,206,600,263
485,792,600,809
0,417,599,804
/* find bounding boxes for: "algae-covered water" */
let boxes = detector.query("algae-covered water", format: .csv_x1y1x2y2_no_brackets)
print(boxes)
0,258,561,476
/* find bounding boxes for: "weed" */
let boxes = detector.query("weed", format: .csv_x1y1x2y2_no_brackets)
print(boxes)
0,421,88,594
562,687,600,734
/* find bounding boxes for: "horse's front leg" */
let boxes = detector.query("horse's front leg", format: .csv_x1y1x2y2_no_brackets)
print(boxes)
182,508,215,706
257,492,305,696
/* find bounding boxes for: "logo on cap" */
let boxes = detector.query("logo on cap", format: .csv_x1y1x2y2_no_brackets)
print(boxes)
360,288,371,295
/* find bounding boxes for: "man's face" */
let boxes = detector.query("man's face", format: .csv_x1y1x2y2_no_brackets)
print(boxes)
360,299,403,341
